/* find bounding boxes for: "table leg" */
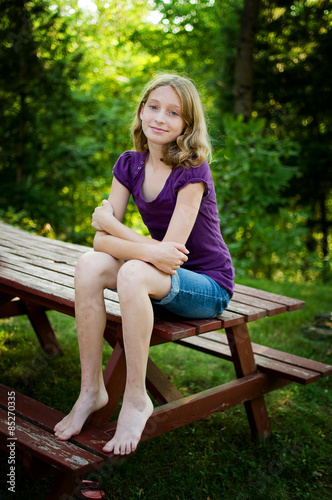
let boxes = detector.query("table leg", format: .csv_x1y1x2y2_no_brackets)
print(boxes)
225,323,272,439
146,357,183,404
0,293,63,357
45,470,83,500
0,293,26,316
24,301,63,356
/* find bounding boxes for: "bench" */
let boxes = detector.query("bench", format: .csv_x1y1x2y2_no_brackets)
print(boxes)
0,221,331,499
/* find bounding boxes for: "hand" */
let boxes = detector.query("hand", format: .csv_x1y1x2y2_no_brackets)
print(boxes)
91,200,114,231
148,241,189,275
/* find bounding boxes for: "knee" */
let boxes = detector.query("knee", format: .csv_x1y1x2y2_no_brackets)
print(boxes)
75,251,114,288
117,260,149,299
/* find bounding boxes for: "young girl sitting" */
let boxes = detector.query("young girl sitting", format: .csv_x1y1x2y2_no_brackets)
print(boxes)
54,73,235,456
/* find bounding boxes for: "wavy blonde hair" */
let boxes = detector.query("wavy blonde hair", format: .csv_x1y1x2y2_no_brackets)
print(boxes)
132,74,211,169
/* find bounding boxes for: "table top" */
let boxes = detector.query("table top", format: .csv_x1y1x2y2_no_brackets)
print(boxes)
0,222,305,340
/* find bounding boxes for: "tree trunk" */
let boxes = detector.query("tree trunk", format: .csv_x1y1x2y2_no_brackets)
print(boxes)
17,92,25,185
17,0,27,185
233,0,261,120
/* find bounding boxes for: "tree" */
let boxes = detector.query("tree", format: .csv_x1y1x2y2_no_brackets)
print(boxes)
233,0,261,119
254,0,332,280
0,0,86,232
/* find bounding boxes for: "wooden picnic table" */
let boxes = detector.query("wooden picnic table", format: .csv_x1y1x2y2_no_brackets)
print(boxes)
0,221,331,499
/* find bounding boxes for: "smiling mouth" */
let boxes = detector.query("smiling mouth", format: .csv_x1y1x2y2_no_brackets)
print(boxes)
150,126,167,133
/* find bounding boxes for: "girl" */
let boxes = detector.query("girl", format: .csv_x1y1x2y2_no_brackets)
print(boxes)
54,74,235,456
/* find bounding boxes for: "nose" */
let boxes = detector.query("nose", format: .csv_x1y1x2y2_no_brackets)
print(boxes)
154,109,166,123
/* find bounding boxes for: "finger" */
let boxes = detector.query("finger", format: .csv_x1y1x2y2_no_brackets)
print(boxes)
172,242,189,254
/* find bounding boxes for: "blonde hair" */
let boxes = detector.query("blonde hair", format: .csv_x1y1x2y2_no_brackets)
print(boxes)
132,74,211,169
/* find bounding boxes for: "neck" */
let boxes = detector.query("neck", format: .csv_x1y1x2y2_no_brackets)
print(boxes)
147,143,168,170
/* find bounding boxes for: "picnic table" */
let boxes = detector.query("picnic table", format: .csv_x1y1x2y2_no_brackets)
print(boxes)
0,221,331,499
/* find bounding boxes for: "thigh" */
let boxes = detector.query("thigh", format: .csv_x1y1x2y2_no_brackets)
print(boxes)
153,267,231,319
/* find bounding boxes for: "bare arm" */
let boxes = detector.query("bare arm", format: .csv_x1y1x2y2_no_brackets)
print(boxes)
92,177,189,274
163,181,205,245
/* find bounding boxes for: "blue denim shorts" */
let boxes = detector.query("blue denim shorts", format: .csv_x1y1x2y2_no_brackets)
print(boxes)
152,267,231,319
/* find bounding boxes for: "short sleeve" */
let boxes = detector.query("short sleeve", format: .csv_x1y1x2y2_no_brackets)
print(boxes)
112,151,135,192
173,161,212,197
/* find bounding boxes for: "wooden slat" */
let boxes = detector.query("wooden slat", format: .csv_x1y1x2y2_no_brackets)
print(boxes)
0,385,116,461
1,253,77,288
152,318,196,340
0,409,104,474
234,283,305,311
1,248,77,277
0,269,122,322
175,317,222,334
177,332,329,384
0,222,88,254
232,291,286,316
138,372,289,443
1,247,82,270
217,310,244,328
201,331,332,377
251,341,332,377
226,300,267,322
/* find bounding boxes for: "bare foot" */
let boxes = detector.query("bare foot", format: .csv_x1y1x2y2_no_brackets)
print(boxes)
54,387,108,440
102,394,153,455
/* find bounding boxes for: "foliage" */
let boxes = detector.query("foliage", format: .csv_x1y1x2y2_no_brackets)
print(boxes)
254,0,332,275
0,0,331,281
213,115,314,281
0,0,151,238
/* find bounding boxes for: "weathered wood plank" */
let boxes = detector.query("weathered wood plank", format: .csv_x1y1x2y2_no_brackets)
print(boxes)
0,222,88,254
0,409,104,474
234,284,305,311
232,291,287,316
0,385,115,461
0,268,122,322
201,331,332,377
177,332,326,384
226,300,267,322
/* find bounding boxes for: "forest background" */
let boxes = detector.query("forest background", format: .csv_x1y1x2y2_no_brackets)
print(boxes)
0,0,331,284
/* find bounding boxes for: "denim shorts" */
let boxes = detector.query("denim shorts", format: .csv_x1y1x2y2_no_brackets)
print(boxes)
152,267,231,319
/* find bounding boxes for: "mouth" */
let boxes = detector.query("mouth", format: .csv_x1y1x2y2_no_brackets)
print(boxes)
150,126,167,133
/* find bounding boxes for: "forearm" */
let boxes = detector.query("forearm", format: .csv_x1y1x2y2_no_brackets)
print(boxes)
103,215,157,245
94,231,189,275
93,231,154,262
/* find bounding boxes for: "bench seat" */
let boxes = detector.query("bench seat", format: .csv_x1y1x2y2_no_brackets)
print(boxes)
177,331,332,385
0,384,121,499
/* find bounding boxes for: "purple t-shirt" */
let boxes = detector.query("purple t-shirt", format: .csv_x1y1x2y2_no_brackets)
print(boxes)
112,151,235,296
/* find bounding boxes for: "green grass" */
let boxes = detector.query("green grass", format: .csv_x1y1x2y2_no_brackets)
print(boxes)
0,279,331,500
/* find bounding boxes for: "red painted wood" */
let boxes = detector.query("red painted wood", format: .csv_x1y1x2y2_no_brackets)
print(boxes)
0,408,104,473
234,283,305,311
225,324,272,438
139,373,287,442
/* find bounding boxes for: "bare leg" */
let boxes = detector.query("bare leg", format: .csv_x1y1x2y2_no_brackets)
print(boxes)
54,251,123,440
102,260,172,455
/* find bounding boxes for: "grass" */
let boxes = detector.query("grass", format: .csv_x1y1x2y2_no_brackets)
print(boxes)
0,278,331,500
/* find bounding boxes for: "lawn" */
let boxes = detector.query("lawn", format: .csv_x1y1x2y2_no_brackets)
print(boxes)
0,278,331,500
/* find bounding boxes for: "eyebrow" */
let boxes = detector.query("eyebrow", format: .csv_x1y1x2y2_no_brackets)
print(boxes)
147,98,181,110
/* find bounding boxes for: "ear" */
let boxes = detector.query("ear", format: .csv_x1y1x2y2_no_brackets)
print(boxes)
139,103,145,120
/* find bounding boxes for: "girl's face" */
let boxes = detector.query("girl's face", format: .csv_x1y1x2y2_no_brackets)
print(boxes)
140,85,185,149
